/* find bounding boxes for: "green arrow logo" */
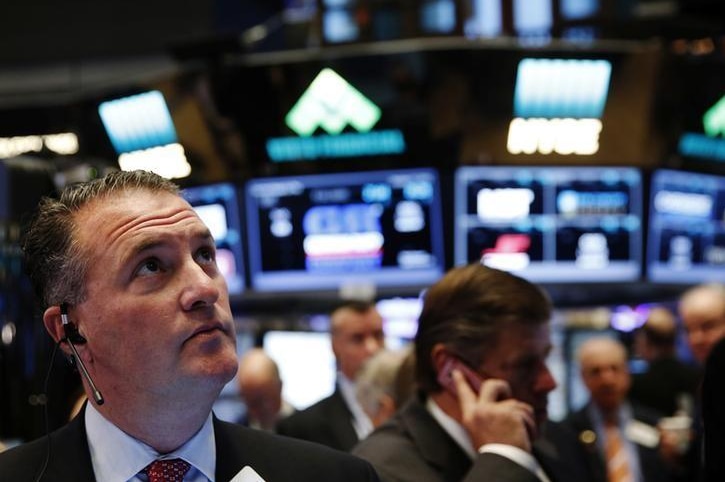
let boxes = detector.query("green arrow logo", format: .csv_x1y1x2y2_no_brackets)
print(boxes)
285,68,382,137
703,94,725,138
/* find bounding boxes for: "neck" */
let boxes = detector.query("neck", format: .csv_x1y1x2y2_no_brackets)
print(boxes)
92,390,215,453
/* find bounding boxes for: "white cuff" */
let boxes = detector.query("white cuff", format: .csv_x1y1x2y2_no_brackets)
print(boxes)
478,444,551,482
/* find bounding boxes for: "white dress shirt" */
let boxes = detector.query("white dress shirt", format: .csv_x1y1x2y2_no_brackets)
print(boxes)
338,372,374,439
85,403,217,482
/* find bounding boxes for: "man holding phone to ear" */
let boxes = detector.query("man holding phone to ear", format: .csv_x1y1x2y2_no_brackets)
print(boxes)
354,263,571,482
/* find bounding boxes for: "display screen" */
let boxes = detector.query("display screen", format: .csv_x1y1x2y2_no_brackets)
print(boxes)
454,166,643,282
647,169,725,284
182,183,246,295
98,90,177,154
245,168,445,292
263,330,336,409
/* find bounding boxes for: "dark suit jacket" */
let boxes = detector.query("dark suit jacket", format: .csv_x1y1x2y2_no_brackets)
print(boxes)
0,410,380,482
703,336,725,482
276,385,359,452
352,395,578,482
550,402,670,482
630,356,700,416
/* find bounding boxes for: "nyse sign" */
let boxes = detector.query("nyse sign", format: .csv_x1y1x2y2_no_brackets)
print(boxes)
506,118,602,155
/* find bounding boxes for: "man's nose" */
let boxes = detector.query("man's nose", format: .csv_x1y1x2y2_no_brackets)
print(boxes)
180,261,220,310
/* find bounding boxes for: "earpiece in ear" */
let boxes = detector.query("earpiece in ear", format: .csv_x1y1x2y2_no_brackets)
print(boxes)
60,303,87,345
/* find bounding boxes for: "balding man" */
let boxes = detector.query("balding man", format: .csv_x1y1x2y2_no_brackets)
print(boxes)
237,348,295,431
630,307,700,416
679,283,725,365
556,337,670,482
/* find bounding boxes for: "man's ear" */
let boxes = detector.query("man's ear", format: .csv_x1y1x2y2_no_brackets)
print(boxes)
431,343,449,374
43,305,65,344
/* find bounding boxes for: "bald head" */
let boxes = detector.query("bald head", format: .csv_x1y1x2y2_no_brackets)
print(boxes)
237,348,283,430
680,283,725,364
578,337,630,414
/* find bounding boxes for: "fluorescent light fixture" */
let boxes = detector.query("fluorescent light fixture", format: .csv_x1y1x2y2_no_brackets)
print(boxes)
0,133,78,159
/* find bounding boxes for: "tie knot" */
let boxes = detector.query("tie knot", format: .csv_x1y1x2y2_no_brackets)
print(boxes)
144,458,191,482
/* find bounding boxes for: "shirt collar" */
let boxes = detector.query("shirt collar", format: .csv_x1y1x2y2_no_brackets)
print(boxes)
426,397,477,459
338,372,374,439
85,403,216,482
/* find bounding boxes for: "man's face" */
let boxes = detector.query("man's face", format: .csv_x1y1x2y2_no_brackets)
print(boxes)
579,342,630,412
239,375,282,426
478,323,556,428
71,190,238,403
331,307,385,380
681,296,725,364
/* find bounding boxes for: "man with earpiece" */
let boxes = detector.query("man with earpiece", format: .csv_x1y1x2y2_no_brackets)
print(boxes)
0,170,380,482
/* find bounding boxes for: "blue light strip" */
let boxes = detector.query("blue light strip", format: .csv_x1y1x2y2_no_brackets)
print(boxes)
266,129,406,162
679,133,725,163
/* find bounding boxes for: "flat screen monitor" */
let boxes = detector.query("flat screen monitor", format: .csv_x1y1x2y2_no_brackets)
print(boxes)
182,183,246,295
647,169,725,284
454,166,643,283
244,168,445,292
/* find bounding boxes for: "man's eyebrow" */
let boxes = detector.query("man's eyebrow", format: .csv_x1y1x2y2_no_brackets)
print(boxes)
129,228,214,258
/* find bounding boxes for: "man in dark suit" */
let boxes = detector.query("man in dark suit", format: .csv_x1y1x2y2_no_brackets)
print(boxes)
703,336,725,481
0,170,380,481
552,337,671,482
277,300,385,451
630,306,700,417
353,263,570,482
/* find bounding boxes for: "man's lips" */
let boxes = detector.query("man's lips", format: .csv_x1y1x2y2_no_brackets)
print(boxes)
189,321,228,339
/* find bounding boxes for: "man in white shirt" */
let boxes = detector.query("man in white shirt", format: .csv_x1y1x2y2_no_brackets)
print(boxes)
0,170,380,482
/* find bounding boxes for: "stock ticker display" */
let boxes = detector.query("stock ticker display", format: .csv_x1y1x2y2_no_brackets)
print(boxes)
454,166,643,283
647,169,725,284
183,183,246,295
244,168,445,292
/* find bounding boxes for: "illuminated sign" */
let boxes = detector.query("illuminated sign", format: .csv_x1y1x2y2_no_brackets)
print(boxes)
99,90,190,178
267,130,405,162
507,58,612,156
99,91,177,153
117,143,191,180
704,95,725,138
286,68,381,136
267,68,406,162
679,94,725,162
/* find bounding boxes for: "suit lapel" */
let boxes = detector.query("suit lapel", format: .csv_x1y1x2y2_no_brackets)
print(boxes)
41,409,96,481
328,388,360,450
400,399,472,481
214,418,249,481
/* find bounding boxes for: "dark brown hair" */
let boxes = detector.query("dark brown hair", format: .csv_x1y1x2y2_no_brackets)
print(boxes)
414,263,552,393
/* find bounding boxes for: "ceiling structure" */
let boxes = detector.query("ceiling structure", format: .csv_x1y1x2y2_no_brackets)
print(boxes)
0,0,722,183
